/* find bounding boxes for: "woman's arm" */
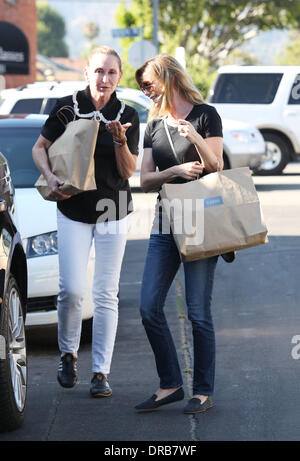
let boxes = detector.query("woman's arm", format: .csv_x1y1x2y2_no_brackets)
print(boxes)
178,120,223,173
113,142,137,180
140,148,204,193
106,121,138,180
32,134,71,200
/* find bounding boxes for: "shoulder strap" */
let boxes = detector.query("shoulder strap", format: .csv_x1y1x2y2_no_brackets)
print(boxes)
163,118,179,162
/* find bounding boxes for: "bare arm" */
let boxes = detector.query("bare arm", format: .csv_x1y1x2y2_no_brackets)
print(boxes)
113,143,137,180
32,135,71,200
106,121,137,180
140,148,204,193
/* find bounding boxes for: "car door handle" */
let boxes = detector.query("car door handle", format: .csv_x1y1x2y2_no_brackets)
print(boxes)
285,110,297,116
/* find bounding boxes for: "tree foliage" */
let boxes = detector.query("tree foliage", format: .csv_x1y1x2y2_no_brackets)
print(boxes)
83,22,100,42
116,0,300,96
276,30,300,65
37,1,69,57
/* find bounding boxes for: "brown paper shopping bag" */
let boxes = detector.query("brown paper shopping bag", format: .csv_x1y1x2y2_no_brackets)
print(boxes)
160,167,268,262
35,117,99,201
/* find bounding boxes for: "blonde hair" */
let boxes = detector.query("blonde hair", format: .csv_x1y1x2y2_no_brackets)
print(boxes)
136,54,204,120
88,46,122,72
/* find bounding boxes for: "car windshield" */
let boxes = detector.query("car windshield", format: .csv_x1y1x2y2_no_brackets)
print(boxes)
0,127,41,188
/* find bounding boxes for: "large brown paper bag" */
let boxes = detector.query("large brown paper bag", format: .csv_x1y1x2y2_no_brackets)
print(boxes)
35,118,99,201
160,167,268,262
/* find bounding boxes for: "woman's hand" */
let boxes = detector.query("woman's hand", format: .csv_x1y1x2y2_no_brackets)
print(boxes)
46,173,71,201
172,161,204,181
105,121,132,145
177,119,223,173
177,119,201,144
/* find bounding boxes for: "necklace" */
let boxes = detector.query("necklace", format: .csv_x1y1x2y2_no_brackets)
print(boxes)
72,91,125,123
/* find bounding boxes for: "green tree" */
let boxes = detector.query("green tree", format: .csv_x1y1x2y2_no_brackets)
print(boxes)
37,1,69,57
276,30,300,65
116,0,300,97
225,49,260,66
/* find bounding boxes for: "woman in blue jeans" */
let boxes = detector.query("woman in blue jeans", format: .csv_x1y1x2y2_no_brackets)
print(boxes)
134,55,223,414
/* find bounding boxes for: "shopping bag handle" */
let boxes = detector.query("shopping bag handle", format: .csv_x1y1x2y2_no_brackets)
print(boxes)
56,105,76,127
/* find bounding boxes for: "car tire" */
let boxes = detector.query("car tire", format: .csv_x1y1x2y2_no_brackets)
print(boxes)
255,132,290,175
0,275,27,432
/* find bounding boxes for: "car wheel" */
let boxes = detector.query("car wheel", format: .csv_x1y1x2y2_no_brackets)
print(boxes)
0,275,27,432
255,132,290,175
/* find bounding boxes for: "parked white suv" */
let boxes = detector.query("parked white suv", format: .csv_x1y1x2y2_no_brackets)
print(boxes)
208,65,300,175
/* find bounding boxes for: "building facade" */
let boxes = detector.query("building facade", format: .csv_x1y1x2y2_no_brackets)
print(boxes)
0,0,37,89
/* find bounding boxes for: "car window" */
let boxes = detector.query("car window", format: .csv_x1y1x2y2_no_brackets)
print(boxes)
120,99,148,123
210,73,283,104
11,99,44,114
288,74,300,105
0,127,41,187
44,98,58,114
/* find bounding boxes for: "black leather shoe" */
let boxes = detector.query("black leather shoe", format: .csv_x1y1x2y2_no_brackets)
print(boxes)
90,373,112,398
183,396,213,414
135,387,184,412
57,353,78,388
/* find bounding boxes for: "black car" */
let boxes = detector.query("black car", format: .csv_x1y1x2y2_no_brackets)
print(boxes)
0,151,28,432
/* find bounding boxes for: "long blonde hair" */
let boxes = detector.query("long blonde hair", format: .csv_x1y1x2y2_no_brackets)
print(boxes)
135,54,204,120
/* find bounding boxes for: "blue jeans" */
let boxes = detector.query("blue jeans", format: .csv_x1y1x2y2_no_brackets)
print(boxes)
139,229,218,395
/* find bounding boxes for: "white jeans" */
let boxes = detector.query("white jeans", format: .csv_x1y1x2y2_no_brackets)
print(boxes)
56,209,129,374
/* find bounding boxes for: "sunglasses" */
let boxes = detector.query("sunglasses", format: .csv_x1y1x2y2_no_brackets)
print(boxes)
140,82,155,93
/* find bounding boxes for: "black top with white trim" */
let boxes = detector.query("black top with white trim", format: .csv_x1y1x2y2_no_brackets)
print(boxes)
41,86,139,224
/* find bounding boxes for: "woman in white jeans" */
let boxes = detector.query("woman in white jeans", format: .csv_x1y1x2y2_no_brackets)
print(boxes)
32,46,139,397
57,210,129,375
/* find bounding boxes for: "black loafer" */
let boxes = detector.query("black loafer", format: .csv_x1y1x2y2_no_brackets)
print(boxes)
135,387,184,412
90,373,112,398
183,396,213,414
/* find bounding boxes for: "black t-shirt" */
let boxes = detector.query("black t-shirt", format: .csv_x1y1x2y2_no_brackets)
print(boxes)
143,103,223,184
41,87,139,224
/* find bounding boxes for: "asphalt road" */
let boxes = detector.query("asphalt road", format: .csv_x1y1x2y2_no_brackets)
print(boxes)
1,163,300,442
